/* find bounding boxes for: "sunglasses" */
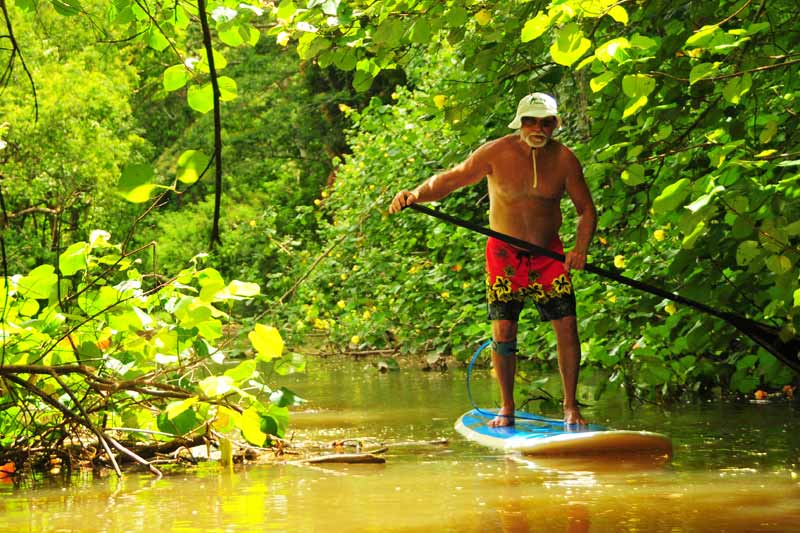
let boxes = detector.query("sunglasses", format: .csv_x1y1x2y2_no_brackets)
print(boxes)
521,116,557,128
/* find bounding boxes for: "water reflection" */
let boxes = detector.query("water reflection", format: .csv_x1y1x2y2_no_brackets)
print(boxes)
0,357,799,532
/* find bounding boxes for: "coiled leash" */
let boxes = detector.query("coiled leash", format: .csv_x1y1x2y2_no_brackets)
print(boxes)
466,340,564,426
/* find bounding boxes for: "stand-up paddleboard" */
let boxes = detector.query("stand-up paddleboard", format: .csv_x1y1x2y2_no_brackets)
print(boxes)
455,408,672,457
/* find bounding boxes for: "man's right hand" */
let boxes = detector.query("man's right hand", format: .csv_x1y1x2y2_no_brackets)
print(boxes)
389,190,418,214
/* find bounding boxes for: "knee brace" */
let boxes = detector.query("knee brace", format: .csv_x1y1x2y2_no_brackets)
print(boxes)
491,339,518,357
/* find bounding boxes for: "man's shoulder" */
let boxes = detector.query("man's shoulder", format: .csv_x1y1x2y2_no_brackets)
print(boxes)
475,134,519,156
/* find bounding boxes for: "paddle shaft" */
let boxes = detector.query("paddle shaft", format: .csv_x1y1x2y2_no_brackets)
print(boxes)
408,203,733,321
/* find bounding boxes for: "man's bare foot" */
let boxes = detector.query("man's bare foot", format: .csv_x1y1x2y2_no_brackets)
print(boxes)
564,405,587,426
488,407,515,428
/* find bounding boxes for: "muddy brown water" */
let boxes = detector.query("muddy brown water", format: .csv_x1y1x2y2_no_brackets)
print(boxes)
1,356,798,532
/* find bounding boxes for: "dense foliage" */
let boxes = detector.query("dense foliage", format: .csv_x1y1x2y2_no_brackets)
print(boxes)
1,0,799,474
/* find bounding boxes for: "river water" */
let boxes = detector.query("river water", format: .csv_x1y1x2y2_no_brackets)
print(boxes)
1,356,798,532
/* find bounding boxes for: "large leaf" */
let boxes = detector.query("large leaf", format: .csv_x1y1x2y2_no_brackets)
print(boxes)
652,178,691,214
117,164,157,203
521,12,550,42
249,324,284,362
176,150,210,184
550,23,591,66
59,242,89,276
187,83,215,113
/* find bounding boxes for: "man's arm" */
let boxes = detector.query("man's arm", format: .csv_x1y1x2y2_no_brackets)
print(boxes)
563,154,596,271
389,143,493,214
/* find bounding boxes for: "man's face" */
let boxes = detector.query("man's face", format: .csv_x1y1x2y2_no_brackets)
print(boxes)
520,116,557,148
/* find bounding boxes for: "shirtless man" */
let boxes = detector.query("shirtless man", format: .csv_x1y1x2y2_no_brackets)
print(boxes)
389,93,596,426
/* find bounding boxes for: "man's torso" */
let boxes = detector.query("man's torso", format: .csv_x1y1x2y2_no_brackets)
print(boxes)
485,134,572,247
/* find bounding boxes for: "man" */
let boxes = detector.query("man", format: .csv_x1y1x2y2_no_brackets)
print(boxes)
389,93,596,426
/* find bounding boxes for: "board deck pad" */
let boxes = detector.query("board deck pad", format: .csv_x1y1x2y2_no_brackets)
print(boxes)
455,408,672,457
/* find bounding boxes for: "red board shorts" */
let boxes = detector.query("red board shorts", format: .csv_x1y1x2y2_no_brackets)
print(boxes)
485,236,576,322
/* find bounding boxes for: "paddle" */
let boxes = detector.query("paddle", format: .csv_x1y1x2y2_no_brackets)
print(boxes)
406,203,800,373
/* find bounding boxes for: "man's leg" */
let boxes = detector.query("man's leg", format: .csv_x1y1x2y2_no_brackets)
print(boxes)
488,319,518,428
551,315,587,425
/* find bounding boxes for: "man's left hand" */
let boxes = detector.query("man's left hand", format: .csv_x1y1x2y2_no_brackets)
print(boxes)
564,250,587,272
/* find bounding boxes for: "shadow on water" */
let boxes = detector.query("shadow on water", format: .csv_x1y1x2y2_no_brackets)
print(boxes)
1,355,799,532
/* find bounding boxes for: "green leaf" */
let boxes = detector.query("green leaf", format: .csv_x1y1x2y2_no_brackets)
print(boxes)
166,397,199,420
249,324,284,362
333,48,358,71
607,5,628,24
276,0,296,21
759,120,778,144
589,71,615,93
765,254,792,275
621,163,645,186
217,76,238,101
446,6,468,27
59,242,89,276
176,150,210,184
187,83,215,114
623,95,648,118
50,0,81,16
794,288,800,308
410,17,431,44
219,25,245,47
622,74,655,98
686,24,720,48
784,219,800,236
16,265,57,300
595,37,630,63
373,18,404,46
689,62,719,85
652,178,691,214
225,360,257,384
117,164,157,203
722,72,751,104
550,23,591,66
735,240,760,266
238,407,268,446
157,406,199,435
163,65,190,92
146,28,170,52
296,33,331,60
681,221,706,249
521,12,550,42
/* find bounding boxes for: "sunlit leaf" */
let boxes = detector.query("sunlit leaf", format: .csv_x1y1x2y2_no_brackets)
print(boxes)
217,76,238,101
681,221,705,249
166,397,199,420
689,62,719,84
550,23,591,66
621,163,645,186
117,164,158,203
249,324,284,362
521,12,550,42
59,242,89,276
607,5,628,24
50,0,81,16
589,71,615,93
163,65,190,92
16,265,57,300
595,37,630,63
652,178,691,214
686,24,720,48
187,83,215,113
177,150,210,184
225,360,257,384
238,407,267,446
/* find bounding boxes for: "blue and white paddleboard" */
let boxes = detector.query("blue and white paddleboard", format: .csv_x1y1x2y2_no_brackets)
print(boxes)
455,408,672,457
